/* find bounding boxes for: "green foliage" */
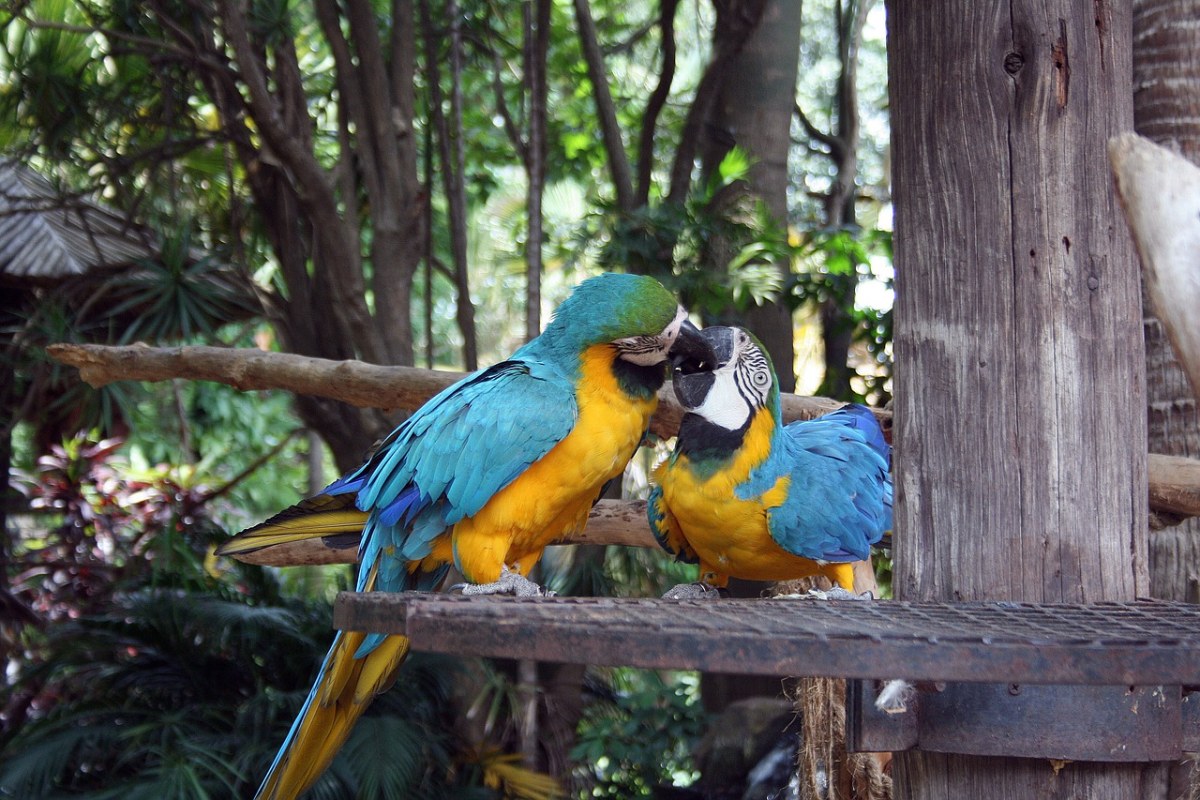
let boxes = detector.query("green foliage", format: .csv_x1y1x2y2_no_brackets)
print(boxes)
10,431,223,620
590,147,785,316
4,420,509,798
121,364,315,538
0,589,472,799
107,234,260,343
789,226,893,402
571,670,706,798
0,3,898,796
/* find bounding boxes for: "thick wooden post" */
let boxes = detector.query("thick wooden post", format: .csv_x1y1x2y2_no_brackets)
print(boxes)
887,1,1167,797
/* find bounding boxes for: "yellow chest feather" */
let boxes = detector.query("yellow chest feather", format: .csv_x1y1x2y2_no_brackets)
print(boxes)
449,346,658,582
657,412,821,582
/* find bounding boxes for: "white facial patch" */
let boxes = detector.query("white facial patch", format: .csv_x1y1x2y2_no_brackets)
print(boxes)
691,367,752,430
688,329,772,430
614,306,688,366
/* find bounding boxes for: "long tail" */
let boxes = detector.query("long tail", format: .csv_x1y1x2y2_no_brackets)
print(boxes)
256,630,410,799
217,494,367,560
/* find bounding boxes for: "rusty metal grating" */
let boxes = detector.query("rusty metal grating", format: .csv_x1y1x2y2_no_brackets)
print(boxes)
333,593,1200,686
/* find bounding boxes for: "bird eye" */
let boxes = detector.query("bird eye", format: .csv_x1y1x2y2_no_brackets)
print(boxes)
752,369,771,388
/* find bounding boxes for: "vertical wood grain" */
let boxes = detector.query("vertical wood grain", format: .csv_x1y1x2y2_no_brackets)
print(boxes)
889,0,1146,606
886,0,1164,796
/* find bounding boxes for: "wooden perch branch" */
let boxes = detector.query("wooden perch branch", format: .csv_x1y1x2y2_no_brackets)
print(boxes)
231,499,655,565
44,342,458,414
45,341,1200,567
43,342,851,438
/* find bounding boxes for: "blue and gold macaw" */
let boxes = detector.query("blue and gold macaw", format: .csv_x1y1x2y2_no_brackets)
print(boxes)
218,272,709,799
648,325,891,598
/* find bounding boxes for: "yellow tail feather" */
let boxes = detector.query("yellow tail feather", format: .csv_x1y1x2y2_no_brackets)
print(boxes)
256,631,410,800
217,494,368,556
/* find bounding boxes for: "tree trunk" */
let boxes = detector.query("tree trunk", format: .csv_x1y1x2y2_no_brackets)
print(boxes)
524,0,551,340
816,0,875,401
155,0,429,468
704,0,800,392
573,0,635,212
888,1,1166,797
422,0,477,371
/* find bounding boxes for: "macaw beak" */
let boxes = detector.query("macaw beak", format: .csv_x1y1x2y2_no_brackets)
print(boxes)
668,319,718,371
670,325,735,410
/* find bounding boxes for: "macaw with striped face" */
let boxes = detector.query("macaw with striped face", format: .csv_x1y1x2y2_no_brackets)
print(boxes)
649,325,891,599
219,272,710,799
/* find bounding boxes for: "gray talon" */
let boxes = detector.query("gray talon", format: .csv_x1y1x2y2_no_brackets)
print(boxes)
458,566,551,598
805,586,873,601
662,582,722,601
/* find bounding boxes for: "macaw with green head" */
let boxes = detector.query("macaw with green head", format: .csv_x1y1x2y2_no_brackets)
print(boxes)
649,325,892,599
219,272,709,799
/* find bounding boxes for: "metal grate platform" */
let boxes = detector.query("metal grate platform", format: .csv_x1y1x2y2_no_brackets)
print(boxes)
333,593,1200,686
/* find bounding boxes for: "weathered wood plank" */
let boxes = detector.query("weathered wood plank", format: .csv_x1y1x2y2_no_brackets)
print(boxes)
332,592,1200,686
888,0,1163,796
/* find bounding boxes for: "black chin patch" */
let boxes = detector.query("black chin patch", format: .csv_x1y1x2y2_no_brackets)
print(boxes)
673,370,714,409
613,357,667,399
677,412,748,461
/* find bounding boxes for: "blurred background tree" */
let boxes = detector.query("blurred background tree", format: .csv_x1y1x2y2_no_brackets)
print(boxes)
0,0,894,796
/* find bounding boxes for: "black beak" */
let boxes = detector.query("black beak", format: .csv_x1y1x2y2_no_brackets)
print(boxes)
669,319,718,372
670,325,736,410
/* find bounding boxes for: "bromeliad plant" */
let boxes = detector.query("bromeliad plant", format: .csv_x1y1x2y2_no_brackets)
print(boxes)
10,432,226,622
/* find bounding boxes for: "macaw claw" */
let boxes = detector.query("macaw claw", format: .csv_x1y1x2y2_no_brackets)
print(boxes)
453,566,555,598
661,581,723,601
803,586,874,601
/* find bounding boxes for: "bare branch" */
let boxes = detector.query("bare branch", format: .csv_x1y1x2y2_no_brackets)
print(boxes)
45,342,1200,566
231,499,660,565
635,0,680,207
44,342,847,438
45,342,460,413
572,0,635,211
489,45,528,160
794,101,843,161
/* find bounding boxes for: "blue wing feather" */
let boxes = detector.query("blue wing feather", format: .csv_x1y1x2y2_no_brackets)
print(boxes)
320,358,576,622
760,404,892,563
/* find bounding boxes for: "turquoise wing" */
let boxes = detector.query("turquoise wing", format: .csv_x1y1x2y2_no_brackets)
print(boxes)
762,404,892,563
324,358,577,595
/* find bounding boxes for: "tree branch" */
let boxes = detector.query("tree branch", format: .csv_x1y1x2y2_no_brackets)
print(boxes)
44,342,846,440
489,45,528,161
635,0,680,207
45,342,1200,566
666,0,768,205
794,101,844,162
572,0,636,211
